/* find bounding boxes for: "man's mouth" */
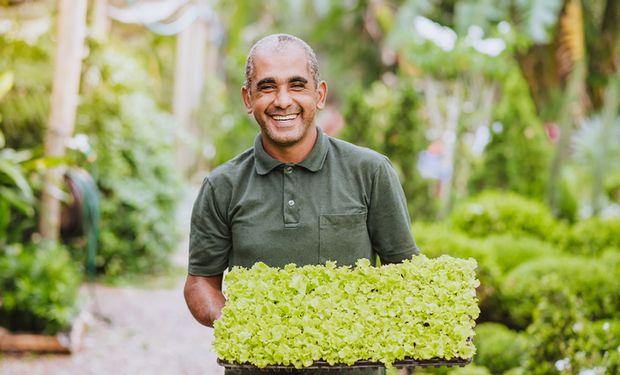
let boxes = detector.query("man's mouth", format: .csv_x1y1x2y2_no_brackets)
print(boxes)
270,113,299,121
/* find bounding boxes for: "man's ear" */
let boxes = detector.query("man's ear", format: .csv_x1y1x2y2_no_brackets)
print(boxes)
316,80,328,110
241,86,252,113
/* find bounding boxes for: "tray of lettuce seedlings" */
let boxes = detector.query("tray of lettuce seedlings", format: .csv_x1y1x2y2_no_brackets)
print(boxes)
214,255,480,371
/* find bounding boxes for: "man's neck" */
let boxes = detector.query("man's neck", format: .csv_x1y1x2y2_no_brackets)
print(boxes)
261,127,318,164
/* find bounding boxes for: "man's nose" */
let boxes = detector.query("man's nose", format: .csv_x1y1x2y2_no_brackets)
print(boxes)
274,88,293,108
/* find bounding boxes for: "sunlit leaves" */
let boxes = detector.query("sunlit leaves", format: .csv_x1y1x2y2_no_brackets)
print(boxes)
214,255,479,369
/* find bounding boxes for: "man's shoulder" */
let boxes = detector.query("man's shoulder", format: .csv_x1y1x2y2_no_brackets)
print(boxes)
204,147,255,186
327,136,390,170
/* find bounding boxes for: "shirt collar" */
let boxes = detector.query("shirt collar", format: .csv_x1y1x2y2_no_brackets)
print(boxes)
254,126,329,175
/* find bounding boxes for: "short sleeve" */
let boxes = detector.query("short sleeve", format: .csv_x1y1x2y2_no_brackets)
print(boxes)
367,158,419,263
188,177,231,276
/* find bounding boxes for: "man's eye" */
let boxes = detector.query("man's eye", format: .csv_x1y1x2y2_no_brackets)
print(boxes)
259,86,275,92
291,83,305,89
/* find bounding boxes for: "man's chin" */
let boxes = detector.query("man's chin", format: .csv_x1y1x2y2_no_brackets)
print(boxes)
264,128,304,146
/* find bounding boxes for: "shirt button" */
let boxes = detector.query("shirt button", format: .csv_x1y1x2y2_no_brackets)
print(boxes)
285,166,293,174
288,200,295,206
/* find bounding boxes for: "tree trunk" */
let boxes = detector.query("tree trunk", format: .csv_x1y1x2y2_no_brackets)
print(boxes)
39,0,88,241
173,18,208,176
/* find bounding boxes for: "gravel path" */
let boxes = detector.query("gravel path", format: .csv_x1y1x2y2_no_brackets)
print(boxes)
0,282,224,375
0,185,224,375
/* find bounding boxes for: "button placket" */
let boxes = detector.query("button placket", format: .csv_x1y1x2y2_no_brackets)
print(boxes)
283,165,299,227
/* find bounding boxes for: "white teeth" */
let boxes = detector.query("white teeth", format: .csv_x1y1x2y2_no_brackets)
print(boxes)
272,114,297,121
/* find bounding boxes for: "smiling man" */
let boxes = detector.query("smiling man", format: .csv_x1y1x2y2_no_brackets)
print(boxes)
184,34,419,375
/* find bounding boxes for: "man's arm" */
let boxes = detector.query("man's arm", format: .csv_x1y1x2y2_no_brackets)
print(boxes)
184,274,226,327
368,158,419,263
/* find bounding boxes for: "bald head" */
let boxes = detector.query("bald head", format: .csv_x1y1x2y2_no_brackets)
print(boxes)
244,34,320,92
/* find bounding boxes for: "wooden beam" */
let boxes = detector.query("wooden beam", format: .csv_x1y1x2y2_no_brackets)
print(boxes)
39,0,88,241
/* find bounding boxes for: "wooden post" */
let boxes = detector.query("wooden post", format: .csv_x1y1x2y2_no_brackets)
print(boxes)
91,0,110,41
39,0,88,241
173,17,208,175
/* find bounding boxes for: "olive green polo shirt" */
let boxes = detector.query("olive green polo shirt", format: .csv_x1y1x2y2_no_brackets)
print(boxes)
189,126,419,374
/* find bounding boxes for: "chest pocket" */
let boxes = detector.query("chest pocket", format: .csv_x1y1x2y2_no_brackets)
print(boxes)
319,212,372,266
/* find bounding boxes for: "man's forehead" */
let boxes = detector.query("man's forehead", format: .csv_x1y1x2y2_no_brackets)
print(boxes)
251,45,311,80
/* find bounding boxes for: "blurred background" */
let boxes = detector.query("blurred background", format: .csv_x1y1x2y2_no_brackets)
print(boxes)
0,0,619,374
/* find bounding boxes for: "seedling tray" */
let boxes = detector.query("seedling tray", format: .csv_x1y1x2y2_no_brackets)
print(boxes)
217,357,472,371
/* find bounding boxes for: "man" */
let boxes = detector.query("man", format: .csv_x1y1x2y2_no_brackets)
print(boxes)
185,34,419,375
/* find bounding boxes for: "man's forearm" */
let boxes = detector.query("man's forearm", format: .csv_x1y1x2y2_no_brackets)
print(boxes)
184,274,226,327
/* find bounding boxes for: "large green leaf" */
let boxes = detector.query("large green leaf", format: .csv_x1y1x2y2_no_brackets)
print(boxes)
515,0,563,43
0,71,13,101
0,158,34,203
454,0,508,35
0,186,34,216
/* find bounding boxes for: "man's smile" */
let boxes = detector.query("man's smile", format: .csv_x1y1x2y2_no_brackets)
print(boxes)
271,114,298,121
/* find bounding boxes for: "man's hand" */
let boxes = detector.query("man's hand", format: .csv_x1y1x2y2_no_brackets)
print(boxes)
184,274,226,327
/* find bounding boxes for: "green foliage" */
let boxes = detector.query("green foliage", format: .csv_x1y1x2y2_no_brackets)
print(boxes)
473,322,527,374
605,169,620,202
0,34,52,149
450,191,557,241
522,285,584,375
469,66,551,200
501,256,620,328
481,234,560,274
75,40,181,276
0,240,81,334
0,147,35,244
523,287,620,374
215,256,479,369
412,222,501,319
513,0,564,44
342,79,437,219
561,217,620,256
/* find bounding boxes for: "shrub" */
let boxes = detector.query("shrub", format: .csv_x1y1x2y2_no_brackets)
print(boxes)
501,256,620,328
561,217,620,256
523,288,620,375
342,80,437,219
0,240,81,334
74,41,181,277
601,248,620,275
412,222,501,321
449,191,557,241
480,234,560,275
473,323,527,374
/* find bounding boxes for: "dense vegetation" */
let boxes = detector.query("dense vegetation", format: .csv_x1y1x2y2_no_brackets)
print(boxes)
215,256,479,369
1,2,619,374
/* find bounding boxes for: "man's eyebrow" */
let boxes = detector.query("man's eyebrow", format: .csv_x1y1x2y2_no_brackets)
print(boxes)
289,76,308,84
256,78,276,87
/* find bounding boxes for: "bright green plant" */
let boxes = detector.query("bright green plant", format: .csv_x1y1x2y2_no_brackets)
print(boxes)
523,286,620,375
412,222,501,320
522,283,584,375
0,35,52,149
215,256,479,369
449,191,558,241
501,256,620,328
0,240,81,334
561,217,620,256
473,323,527,374
481,234,560,275
74,40,181,277
468,65,551,201
342,79,437,219
0,145,35,244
